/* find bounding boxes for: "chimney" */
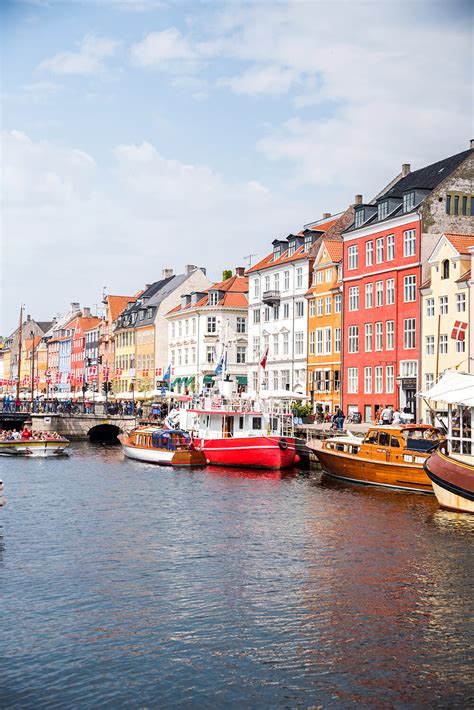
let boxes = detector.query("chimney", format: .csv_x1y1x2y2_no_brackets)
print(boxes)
470,139,474,149
181,294,191,308
401,163,411,177
235,267,245,277
185,264,197,274
199,266,207,275
26,314,31,322
83,307,91,317
162,268,174,279
323,212,331,219
355,194,363,205
70,302,80,311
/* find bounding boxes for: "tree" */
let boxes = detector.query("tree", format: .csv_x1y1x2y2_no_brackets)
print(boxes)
222,269,232,280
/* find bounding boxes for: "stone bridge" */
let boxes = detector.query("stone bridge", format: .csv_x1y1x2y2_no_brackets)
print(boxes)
30,413,138,441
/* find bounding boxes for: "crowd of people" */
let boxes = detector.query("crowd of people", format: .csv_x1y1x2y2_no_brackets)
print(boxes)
0,426,63,441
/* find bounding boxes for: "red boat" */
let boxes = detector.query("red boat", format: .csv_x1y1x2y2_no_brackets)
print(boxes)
177,406,299,470
424,447,474,514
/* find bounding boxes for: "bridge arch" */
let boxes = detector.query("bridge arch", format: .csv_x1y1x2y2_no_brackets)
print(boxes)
88,423,122,444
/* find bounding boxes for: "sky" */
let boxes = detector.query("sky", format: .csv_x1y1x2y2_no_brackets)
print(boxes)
1,0,472,334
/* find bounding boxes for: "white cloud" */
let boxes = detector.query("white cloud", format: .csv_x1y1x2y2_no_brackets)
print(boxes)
130,28,199,73
39,34,119,76
219,65,300,96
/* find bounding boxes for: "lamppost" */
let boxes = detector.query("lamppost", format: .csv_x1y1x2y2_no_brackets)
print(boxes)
131,376,136,412
30,330,35,411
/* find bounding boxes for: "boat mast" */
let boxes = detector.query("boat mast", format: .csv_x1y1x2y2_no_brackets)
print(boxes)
16,304,23,400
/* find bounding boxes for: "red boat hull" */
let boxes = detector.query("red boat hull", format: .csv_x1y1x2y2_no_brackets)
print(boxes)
193,436,298,469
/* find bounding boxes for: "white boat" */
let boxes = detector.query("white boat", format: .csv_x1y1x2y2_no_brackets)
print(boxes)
0,438,70,457
0,479,5,506
118,427,206,467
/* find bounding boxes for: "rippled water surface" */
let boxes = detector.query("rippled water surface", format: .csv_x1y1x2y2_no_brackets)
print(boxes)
1,443,473,708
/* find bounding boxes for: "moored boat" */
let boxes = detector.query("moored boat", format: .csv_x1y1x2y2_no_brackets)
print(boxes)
0,438,70,457
0,479,5,506
310,424,442,493
119,427,207,466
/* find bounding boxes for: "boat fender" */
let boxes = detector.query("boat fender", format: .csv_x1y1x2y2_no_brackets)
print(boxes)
279,438,288,451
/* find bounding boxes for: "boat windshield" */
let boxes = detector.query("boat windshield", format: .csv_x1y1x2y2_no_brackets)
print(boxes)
402,428,440,452
151,430,191,451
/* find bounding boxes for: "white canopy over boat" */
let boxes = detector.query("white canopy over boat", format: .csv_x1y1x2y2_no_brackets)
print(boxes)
418,370,474,407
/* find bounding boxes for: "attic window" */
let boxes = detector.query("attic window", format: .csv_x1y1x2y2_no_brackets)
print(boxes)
378,201,389,220
209,291,219,306
354,209,365,228
403,192,416,212
273,245,281,260
146,308,153,318
288,241,296,256
304,234,313,251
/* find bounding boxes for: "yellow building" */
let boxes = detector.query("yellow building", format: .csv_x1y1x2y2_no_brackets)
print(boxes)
114,320,137,396
135,325,155,394
306,237,343,414
420,233,474,422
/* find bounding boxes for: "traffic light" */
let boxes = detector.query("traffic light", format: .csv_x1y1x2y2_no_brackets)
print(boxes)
101,382,107,395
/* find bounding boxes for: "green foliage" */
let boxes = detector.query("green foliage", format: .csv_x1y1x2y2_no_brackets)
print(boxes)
292,402,312,417
222,269,232,280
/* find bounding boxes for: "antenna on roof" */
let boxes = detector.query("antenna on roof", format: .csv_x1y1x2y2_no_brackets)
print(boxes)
244,253,257,268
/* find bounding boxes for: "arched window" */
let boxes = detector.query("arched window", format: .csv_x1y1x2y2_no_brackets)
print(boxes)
442,259,450,279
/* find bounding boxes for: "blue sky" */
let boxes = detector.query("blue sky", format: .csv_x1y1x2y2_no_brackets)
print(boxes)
2,0,472,333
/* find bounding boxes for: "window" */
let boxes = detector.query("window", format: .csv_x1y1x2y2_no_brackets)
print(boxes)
456,339,465,353
376,238,384,264
273,305,280,320
403,192,415,212
456,293,466,312
446,195,451,214
425,373,434,390
316,329,323,355
364,367,372,393
283,303,289,318
365,283,373,309
453,196,459,215
281,370,290,390
317,298,323,316
335,294,342,313
348,325,359,353
295,300,304,318
365,323,373,352
284,271,290,291
317,270,324,284
375,322,383,351
252,372,258,391
252,337,259,359
375,366,383,393
264,275,271,292
296,268,303,288
403,229,416,257
349,286,359,311
236,317,246,333
386,366,394,394
309,299,315,317
304,235,312,252
386,278,395,305
348,245,358,270
273,273,280,291
426,298,435,317
325,268,332,283
365,241,373,266
207,316,216,333
273,333,279,356
442,259,450,279
309,331,315,355
206,346,214,363
253,279,260,298
404,318,416,349
283,332,289,355
325,296,332,315
386,321,394,350
334,370,340,391
253,309,260,324
355,210,365,228
462,196,468,215
273,244,281,260
236,346,246,364
439,334,448,354
378,201,389,220
264,307,270,322
376,281,384,307
425,335,435,355
324,327,331,354
386,234,395,261
334,328,341,353
404,275,416,302
288,241,296,256
348,368,358,393
439,296,448,315
209,291,219,306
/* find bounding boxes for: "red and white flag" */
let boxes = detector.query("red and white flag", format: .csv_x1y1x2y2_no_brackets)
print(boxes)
155,367,162,377
260,347,269,370
142,368,149,377
55,372,62,384
451,321,468,341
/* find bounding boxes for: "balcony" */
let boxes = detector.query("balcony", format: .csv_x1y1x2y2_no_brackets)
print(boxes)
262,290,281,305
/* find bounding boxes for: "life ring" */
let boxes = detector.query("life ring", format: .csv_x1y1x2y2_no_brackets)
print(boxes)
278,438,288,450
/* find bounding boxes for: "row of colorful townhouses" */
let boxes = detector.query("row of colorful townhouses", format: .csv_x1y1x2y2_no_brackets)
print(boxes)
1,142,473,423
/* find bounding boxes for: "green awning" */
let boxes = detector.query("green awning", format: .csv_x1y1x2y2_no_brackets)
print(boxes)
236,376,248,385
203,375,214,384
172,377,182,387
184,376,195,386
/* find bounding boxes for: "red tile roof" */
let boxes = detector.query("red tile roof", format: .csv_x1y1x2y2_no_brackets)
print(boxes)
168,274,248,315
420,277,431,289
108,295,135,322
444,233,474,254
322,239,343,263
456,269,471,283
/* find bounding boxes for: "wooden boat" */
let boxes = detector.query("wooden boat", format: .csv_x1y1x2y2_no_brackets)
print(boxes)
119,427,206,466
310,424,442,493
0,438,70,457
424,447,474,513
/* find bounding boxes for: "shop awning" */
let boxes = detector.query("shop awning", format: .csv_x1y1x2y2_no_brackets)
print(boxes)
172,377,182,387
203,375,214,384
183,376,195,386
236,376,248,385
418,370,474,407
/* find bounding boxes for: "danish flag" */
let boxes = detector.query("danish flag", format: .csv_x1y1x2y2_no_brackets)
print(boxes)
155,367,162,377
142,369,149,377
260,347,269,370
115,367,123,377
451,321,468,341
55,372,62,383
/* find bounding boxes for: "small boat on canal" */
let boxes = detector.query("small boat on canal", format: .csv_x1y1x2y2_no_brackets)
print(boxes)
119,427,207,467
421,370,474,513
0,479,5,505
0,437,70,457
310,424,442,493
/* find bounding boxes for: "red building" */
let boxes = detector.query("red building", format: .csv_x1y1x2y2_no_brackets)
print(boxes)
342,147,474,423
71,314,101,395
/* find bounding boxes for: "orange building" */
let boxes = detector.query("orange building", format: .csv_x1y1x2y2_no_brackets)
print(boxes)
306,237,343,415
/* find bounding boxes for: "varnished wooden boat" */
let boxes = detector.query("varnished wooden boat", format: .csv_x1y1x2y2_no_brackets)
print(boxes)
310,424,442,493
119,427,206,467
0,438,70,457
424,447,474,513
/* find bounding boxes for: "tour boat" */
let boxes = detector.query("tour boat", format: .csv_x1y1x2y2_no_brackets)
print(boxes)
0,479,5,506
177,405,299,470
420,370,474,513
119,427,207,466
310,424,442,493
0,437,70,457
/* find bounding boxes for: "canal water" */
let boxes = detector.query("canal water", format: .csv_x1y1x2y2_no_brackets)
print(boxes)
1,444,473,708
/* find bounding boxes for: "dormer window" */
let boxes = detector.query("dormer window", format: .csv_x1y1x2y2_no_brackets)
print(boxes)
139,310,145,321
378,201,389,221
354,209,365,228
273,245,281,260
208,291,219,306
403,191,416,212
304,234,313,251
146,308,153,318
442,259,450,279
288,240,296,256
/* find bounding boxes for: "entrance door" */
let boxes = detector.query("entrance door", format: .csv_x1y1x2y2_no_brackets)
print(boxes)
223,416,234,438
364,404,372,423
405,388,416,418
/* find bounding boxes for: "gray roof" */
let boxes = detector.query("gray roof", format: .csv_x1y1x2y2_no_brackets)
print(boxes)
117,272,197,329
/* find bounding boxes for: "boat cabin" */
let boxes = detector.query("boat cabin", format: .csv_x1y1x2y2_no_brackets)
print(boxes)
179,409,289,439
131,428,193,451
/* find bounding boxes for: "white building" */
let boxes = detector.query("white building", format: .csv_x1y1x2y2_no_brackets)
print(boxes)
166,269,248,394
246,215,338,395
